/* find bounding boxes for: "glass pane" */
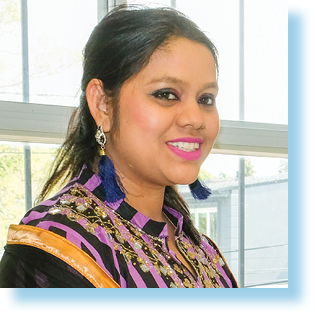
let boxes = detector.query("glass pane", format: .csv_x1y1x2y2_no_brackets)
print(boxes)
244,0,288,124
0,142,25,253
209,212,217,241
31,143,59,201
177,0,240,121
191,212,195,225
0,0,23,102
198,213,207,235
179,153,288,287
27,0,97,106
0,141,59,256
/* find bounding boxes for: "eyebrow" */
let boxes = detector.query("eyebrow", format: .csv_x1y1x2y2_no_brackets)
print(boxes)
147,76,218,90
148,76,186,85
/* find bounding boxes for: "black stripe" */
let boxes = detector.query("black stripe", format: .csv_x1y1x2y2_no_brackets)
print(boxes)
91,182,106,202
163,209,178,227
81,243,96,261
0,245,95,288
49,226,66,238
115,201,137,221
141,219,166,238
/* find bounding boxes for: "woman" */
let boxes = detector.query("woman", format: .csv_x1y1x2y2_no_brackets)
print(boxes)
0,5,237,288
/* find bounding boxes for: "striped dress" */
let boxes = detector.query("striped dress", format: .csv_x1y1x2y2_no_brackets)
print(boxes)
0,167,237,288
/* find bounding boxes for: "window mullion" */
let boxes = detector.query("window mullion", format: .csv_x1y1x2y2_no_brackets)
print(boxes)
21,0,32,211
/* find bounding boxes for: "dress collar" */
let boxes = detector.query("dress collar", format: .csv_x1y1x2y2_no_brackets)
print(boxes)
115,202,183,239
79,166,184,239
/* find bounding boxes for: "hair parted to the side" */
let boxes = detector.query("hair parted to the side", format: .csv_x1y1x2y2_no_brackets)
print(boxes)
36,4,219,245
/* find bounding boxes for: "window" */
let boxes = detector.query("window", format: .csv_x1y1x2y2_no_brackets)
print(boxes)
0,0,288,288
190,207,218,242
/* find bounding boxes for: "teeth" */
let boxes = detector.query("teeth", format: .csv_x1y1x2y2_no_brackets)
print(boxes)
168,142,200,152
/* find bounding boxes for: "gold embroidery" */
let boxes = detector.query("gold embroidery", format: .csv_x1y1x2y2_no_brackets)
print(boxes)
49,183,229,288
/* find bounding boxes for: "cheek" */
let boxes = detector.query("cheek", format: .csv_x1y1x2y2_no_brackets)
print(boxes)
206,111,220,137
122,100,166,140
203,113,220,151
213,115,220,138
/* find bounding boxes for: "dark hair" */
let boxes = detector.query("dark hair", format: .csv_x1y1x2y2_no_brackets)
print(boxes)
37,4,219,245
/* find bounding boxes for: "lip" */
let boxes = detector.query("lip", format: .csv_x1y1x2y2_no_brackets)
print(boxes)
166,137,203,161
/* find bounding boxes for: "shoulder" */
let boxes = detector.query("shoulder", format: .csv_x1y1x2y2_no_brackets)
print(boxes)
22,166,105,233
21,181,104,241
8,180,120,288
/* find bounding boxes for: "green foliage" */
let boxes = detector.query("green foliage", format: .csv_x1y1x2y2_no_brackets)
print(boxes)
218,171,229,179
0,145,25,248
198,169,213,181
0,143,57,249
244,158,256,177
0,0,20,25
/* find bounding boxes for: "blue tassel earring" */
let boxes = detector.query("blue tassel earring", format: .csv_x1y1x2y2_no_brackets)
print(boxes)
189,179,211,200
95,126,125,207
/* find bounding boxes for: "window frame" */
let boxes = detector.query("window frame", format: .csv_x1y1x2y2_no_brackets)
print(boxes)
0,100,288,158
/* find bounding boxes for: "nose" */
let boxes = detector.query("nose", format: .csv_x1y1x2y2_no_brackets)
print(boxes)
176,101,206,130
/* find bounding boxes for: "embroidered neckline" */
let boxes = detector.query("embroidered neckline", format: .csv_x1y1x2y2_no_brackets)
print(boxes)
48,183,228,288
77,167,184,239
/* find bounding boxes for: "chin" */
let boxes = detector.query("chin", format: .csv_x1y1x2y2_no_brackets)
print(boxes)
170,174,199,186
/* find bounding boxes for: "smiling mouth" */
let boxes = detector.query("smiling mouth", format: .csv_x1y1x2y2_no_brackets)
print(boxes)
167,141,200,152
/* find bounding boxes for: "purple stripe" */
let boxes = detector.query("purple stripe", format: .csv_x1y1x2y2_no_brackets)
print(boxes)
66,230,82,248
39,199,59,207
216,264,232,288
200,238,233,287
130,212,150,230
105,199,124,211
147,264,168,288
35,220,129,287
22,210,47,224
128,236,168,288
84,174,101,192
92,226,125,282
36,221,108,273
126,263,147,288
164,205,183,220
111,250,126,287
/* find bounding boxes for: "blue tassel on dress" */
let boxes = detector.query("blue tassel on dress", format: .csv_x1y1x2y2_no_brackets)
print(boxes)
98,155,125,207
189,179,211,200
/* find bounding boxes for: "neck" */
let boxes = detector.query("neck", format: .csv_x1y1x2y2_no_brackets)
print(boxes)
121,178,166,222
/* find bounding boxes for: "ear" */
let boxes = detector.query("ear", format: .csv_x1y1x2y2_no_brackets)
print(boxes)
86,79,113,132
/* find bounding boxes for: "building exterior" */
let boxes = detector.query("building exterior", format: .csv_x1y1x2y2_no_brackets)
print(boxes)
179,172,288,287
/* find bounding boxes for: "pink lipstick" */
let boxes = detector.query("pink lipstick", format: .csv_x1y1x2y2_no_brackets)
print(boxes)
166,137,203,161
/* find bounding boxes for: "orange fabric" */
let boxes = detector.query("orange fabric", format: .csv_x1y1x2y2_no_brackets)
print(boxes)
7,224,120,288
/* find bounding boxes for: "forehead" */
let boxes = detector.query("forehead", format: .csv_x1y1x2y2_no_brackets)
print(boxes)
128,37,217,88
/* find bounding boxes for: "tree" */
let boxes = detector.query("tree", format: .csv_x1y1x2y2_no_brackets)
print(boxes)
244,158,256,177
0,144,57,249
198,169,213,181
236,158,256,178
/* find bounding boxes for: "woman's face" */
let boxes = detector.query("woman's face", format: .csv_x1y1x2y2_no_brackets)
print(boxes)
106,37,219,190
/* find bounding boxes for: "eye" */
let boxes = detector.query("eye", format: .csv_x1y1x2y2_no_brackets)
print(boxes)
198,94,215,106
151,89,179,101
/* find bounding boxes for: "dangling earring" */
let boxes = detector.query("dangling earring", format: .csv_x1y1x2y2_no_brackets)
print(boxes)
189,179,211,200
95,126,107,156
95,126,125,207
